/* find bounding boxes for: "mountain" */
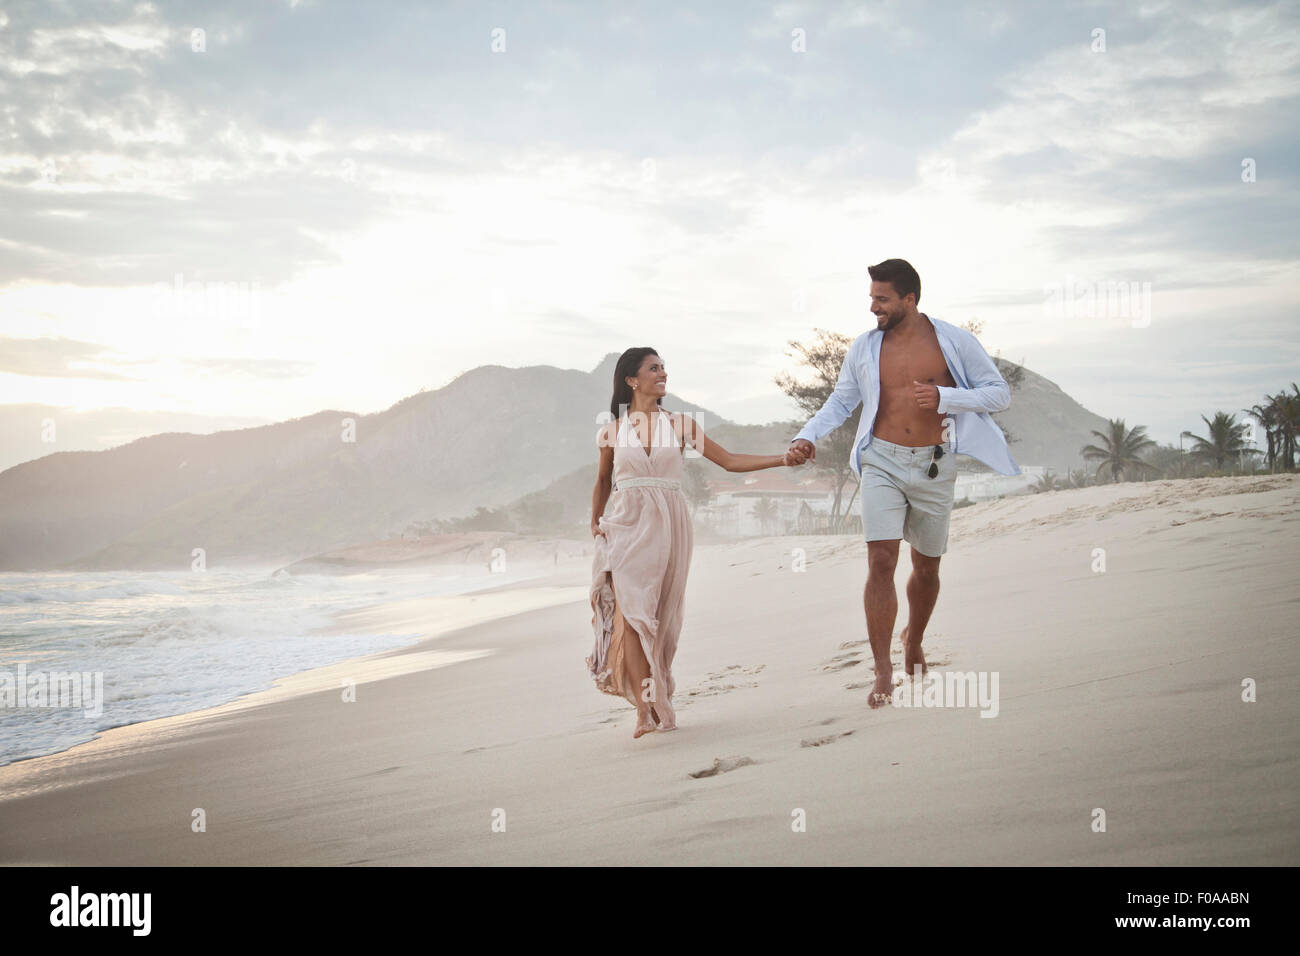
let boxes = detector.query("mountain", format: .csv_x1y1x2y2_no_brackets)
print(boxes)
991,361,1112,475
0,353,1110,570
0,356,719,571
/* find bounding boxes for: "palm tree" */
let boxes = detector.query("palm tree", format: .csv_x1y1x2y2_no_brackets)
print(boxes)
1081,419,1158,483
1181,412,1256,472
1031,471,1060,493
1246,400,1278,470
753,496,780,535
1274,384,1300,470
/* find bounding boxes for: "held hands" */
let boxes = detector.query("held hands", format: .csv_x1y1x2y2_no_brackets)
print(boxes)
912,381,940,411
785,440,815,467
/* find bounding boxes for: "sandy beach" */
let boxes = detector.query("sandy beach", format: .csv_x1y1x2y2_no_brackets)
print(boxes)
1,473,1296,866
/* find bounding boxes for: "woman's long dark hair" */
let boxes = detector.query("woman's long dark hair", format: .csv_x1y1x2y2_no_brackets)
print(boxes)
608,347,665,420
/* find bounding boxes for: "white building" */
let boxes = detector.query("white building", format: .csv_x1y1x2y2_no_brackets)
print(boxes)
699,474,855,537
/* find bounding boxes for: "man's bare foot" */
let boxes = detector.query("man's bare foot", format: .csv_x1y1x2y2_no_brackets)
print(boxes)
869,668,894,709
901,625,927,679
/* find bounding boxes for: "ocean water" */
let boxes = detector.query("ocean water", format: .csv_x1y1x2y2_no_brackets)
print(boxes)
0,566,538,767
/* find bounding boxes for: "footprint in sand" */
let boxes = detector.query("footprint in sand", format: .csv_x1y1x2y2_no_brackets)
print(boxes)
689,756,756,778
683,664,765,703
800,730,855,748
876,647,953,674
840,634,953,690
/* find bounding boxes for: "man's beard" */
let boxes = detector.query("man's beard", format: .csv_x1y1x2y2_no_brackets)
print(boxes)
877,310,905,330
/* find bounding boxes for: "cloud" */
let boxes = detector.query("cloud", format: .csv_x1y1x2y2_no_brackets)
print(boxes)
0,335,313,382
0,0,1294,457
0,335,135,379
182,357,315,379
914,0,1300,284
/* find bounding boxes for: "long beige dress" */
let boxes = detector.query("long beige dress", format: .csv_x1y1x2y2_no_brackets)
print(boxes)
587,407,694,728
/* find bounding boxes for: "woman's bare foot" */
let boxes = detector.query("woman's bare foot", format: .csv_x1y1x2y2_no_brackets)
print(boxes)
633,709,657,738
900,625,927,679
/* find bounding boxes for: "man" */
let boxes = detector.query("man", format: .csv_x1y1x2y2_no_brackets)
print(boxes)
788,259,1019,708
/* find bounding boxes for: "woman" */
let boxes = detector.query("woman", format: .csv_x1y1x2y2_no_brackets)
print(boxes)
587,347,803,738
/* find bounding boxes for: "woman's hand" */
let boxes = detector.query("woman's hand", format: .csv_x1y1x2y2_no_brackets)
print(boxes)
788,439,814,465
591,519,605,538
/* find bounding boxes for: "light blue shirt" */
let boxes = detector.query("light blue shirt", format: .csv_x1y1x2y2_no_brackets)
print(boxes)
791,314,1020,477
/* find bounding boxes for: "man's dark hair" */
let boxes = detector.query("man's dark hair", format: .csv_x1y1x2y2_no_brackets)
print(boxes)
868,258,921,304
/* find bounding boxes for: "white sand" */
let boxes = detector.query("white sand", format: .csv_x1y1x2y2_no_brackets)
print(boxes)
1,474,1296,865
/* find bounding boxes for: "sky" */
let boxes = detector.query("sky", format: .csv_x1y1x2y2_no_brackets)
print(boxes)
2,0,1298,470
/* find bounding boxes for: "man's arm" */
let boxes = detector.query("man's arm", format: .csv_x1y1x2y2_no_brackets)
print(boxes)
935,331,1011,415
792,341,864,445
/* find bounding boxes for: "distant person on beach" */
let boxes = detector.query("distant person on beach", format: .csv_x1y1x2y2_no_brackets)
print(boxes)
587,348,802,738
786,259,1020,708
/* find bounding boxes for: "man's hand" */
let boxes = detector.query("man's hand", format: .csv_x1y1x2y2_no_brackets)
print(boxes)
912,381,940,411
788,439,815,465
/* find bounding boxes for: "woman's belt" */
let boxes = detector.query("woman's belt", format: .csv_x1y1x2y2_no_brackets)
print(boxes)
615,477,682,492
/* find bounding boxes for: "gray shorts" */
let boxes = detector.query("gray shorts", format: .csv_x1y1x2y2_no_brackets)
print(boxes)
860,436,957,557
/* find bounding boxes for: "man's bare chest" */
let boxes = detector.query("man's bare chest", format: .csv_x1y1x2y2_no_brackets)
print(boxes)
878,332,955,391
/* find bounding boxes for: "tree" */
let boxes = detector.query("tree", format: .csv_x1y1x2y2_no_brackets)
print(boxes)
754,496,780,535
1249,384,1300,471
1081,419,1158,483
513,493,564,534
774,329,861,530
1181,412,1256,472
682,456,713,516
1246,400,1278,470
1141,443,1198,480
1031,471,1060,493
1279,384,1300,470
435,505,514,533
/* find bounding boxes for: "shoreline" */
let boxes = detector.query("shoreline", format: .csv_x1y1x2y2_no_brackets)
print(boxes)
0,575,589,782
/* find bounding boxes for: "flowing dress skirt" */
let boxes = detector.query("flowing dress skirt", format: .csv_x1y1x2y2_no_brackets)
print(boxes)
587,483,693,727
